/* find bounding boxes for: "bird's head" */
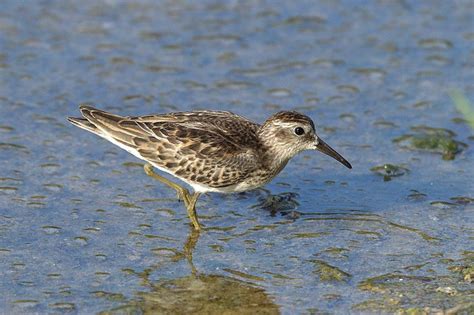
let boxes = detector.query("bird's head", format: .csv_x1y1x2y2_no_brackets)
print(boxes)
259,111,352,169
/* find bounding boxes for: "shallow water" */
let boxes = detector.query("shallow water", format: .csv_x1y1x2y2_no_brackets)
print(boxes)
1,0,473,314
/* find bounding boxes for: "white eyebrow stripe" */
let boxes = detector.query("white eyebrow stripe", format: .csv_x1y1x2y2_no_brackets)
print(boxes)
273,121,315,134
273,121,301,128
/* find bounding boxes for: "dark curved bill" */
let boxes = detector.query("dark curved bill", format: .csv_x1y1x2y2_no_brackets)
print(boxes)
316,138,352,169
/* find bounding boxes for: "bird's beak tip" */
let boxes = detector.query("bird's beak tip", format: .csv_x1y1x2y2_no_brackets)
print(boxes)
315,138,352,170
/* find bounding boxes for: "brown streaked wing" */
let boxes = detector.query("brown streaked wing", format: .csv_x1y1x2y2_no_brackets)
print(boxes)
134,110,261,148
135,120,261,188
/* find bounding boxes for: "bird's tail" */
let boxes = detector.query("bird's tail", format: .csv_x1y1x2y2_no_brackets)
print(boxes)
67,105,127,137
67,116,100,134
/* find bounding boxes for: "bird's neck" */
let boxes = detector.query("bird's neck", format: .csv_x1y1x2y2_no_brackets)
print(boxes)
257,126,294,173
259,142,291,174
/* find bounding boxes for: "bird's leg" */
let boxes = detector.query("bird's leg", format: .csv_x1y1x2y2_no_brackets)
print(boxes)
144,164,202,230
186,193,201,231
143,164,190,202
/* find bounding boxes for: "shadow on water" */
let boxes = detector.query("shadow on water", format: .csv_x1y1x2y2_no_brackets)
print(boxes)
246,191,440,242
97,228,280,314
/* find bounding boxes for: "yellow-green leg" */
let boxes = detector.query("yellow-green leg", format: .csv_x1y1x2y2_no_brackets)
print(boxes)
144,164,202,230
186,192,201,231
144,164,190,201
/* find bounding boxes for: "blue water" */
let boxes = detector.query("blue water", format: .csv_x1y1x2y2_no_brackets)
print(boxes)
1,1,473,313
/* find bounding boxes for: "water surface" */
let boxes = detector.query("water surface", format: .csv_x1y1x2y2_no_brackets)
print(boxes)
0,1,473,314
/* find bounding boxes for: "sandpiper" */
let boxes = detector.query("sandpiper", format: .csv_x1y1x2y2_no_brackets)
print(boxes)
68,105,352,230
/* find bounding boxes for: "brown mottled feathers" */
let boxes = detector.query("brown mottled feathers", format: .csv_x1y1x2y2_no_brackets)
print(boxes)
68,105,262,188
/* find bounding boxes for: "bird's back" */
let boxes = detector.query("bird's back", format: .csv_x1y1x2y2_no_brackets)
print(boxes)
135,110,261,148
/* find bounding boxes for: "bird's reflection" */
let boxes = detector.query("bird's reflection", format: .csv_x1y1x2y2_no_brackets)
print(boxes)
176,226,200,275
99,227,279,314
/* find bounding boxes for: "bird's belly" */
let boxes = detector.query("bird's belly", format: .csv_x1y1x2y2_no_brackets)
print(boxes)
190,169,279,194
190,180,269,194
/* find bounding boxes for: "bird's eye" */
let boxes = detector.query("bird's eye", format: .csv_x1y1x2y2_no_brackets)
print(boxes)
294,127,305,136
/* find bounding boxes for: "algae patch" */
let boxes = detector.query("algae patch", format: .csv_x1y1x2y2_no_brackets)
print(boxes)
448,251,474,283
393,126,466,160
310,259,351,282
354,253,474,313
370,164,410,181
358,273,433,293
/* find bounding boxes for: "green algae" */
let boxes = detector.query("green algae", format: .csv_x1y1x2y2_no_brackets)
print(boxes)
370,163,410,181
0,125,14,132
396,307,430,315
393,126,467,160
448,263,474,283
351,67,386,79
150,247,182,260
83,227,100,233
0,186,18,192
355,252,474,313
92,291,127,302
355,230,383,238
310,260,351,282
429,196,474,209
323,247,349,255
373,119,399,128
208,244,224,252
359,274,433,293
411,137,459,159
263,271,295,280
283,15,326,25
49,302,76,310
0,142,30,153
318,247,350,260
12,299,39,307
450,196,474,205
223,269,265,282
387,222,440,242
289,232,329,239
74,236,88,245
418,38,453,49
352,298,401,312
430,200,459,208
144,234,177,241
122,162,144,168
407,190,427,202
114,202,143,209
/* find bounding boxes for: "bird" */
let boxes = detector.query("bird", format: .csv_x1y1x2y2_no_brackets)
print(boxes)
68,105,352,230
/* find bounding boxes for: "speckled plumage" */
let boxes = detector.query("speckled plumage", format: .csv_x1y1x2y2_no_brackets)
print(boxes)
69,105,352,230
68,105,351,194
